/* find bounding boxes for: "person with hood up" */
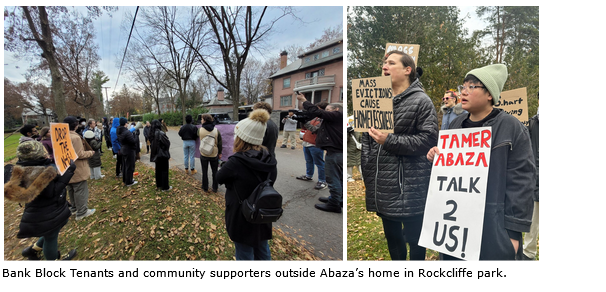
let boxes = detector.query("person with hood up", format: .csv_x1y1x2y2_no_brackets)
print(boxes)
4,141,77,260
110,117,122,174
440,90,467,130
117,117,138,186
198,114,223,193
150,119,172,191
361,50,438,260
216,109,277,260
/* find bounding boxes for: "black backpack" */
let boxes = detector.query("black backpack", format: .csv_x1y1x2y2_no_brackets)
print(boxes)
236,172,283,224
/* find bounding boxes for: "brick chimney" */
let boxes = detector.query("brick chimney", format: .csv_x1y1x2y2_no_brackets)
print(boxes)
280,51,288,69
217,88,224,101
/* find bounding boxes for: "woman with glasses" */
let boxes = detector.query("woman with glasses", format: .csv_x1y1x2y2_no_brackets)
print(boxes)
361,50,438,260
440,90,467,130
427,64,535,260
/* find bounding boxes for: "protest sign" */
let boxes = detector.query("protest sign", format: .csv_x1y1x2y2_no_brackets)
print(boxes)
50,123,78,175
384,43,420,66
351,76,394,133
494,87,528,126
418,127,492,260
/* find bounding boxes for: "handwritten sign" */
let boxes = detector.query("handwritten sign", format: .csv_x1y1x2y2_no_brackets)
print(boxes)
50,123,78,175
418,127,492,260
351,76,394,133
495,87,528,126
384,43,420,66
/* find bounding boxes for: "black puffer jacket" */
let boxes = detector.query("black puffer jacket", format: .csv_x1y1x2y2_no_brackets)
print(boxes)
4,159,75,238
117,126,137,156
362,79,438,217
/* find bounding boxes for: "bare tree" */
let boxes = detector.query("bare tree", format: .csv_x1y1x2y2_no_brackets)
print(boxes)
124,41,168,114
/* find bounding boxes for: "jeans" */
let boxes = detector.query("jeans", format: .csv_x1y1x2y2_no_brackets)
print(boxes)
381,215,426,260
303,146,325,182
234,240,271,260
200,156,219,191
324,151,343,206
183,140,196,170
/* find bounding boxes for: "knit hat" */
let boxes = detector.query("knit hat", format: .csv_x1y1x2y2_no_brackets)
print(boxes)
63,116,78,126
83,130,95,139
234,109,269,146
16,141,48,161
119,117,128,126
466,64,508,105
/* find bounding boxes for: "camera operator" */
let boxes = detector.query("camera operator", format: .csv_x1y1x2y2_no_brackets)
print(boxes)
296,93,343,213
280,110,298,150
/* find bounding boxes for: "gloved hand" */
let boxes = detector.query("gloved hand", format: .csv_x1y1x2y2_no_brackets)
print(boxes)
66,159,77,173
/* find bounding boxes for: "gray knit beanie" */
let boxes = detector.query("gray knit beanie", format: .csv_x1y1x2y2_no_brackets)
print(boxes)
234,109,269,146
466,64,508,105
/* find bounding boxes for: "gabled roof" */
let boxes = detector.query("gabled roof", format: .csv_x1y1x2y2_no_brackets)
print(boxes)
297,37,343,58
269,37,343,80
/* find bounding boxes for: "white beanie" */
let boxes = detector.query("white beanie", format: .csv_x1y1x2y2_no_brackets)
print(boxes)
234,109,269,145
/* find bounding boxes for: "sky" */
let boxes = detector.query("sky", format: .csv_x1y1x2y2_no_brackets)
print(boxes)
3,6,344,99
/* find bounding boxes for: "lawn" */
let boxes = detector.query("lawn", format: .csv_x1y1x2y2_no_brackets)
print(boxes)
346,167,538,261
4,134,21,162
4,146,319,261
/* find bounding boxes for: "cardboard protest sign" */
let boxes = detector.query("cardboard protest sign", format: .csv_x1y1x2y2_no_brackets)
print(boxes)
351,76,395,133
50,123,78,175
494,87,528,126
418,127,492,260
384,43,420,66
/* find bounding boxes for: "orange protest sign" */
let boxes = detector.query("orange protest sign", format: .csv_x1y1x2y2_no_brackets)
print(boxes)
50,123,78,175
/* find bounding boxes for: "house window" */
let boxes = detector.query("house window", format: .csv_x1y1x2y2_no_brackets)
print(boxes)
333,47,341,54
314,54,320,61
305,69,325,79
283,77,291,89
305,57,311,63
280,95,292,107
322,50,329,58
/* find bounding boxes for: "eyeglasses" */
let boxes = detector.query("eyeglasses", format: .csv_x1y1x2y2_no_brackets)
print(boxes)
442,97,454,101
458,84,485,95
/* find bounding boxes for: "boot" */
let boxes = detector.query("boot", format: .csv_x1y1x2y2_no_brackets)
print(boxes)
190,169,197,175
22,244,41,260
185,169,190,174
61,249,77,260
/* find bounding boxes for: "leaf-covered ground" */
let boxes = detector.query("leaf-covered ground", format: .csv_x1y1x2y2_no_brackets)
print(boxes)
4,148,320,261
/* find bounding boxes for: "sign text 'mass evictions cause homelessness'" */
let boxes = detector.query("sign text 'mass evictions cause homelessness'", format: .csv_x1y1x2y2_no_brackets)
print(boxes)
384,43,420,66
351,76,394,133
418,127,492,261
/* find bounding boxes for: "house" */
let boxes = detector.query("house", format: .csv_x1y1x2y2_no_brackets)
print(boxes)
269,37,344,113
201,88,234,116
21,107,56,126
153,97,176,113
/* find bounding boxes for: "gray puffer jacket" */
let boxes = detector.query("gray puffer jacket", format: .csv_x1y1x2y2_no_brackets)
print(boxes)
362,79,438,217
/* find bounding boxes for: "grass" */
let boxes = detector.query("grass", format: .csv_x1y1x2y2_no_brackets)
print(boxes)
4,145,319,261
4,134,20,162
347,167,538,261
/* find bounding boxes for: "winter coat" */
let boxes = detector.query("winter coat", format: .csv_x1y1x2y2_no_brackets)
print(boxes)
69,130,94,184
362,79,438,217
528,114,539,202
440,103,468,130
117,126,137,157
281,115,297,131
19,136,35,144
347,130,361,167
216,149,277,248
4,158,74,238
143,125,151,140
449,108,535,260
302,101,343,154
110,118,121,153
178,123,198,141
150,130,171,162
40,138,54,162
86,137,102,168
198,123,223,158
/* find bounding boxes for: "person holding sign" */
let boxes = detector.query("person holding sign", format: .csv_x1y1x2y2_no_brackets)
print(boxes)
63,116,96,221
426,64,535,260
361,50,438,260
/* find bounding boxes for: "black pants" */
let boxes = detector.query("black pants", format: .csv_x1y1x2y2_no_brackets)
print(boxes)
200,156,219,191
116,153,123,176
381,214,426,260
155,157,170,190
122,151,135,185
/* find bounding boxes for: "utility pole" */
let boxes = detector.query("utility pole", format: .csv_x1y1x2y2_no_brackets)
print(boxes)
103,87,111,115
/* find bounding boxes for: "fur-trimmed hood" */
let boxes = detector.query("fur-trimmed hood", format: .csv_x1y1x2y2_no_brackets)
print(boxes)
440,102,465,115
4,165,56,204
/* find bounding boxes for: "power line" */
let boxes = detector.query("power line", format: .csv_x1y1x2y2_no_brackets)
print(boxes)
113,6,139,92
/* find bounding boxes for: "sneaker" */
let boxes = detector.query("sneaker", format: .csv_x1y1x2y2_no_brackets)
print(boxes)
116,173,122,178
163,186,173,192
126,181,138,187
347,178,355,182
61,249,77,261
280,145,287,148
190,169,197,175
296,175,313,181
113,154,117,159
75,209,96,221
314,181,328,190
291,146,295,149
21,245,41,260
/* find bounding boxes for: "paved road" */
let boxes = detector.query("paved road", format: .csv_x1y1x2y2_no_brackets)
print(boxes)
137,127,343,260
